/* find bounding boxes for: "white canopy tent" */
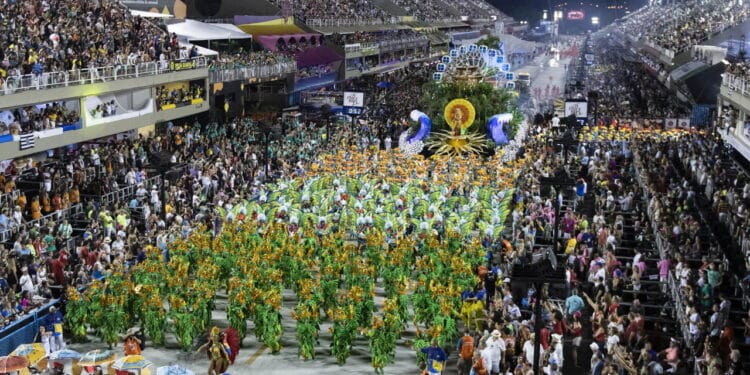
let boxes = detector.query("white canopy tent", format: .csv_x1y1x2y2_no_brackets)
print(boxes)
179,42,218,56
130,9,174,19
167,19,251,42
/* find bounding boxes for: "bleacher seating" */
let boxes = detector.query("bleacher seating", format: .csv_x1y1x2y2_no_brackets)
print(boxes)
0,0,167,79
618,0,749,56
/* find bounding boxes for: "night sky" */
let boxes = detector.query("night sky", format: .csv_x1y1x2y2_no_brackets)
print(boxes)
490,0,648,25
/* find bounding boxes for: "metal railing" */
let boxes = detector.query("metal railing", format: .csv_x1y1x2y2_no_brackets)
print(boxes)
344,42,378,54
668,272,692,347
635,152,692,344
378,37,430,51
449,30,481,41
80,175,162,208
209,61,298,84
305,17,400,27
0,203,83,243
0,190,21,212
433,17,464,24
723,72,750,97
0,300,60,355
0,57,208,96
201,17,235,24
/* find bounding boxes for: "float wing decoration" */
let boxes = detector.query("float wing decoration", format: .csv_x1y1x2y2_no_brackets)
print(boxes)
487,113,513,146
408,110,432,144
399,110,432,156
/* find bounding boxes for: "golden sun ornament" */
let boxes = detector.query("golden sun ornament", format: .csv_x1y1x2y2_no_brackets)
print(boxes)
430,99,485,156
444,99,476,130
426,130,488,156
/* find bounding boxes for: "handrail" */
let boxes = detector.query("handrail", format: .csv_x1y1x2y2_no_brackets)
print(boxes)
0,57,208,97
634,151,693,348
668,272,692,346
0,299,61,355
208,61,298,84
305,17,401,27
0,191,21,212
378,37,430,50
81,175,163,208
344,42,379,53
722,72,750,97
0,203,83,243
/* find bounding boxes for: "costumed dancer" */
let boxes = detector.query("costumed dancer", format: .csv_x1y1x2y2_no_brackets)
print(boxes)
195,327,240,375
122,327,142,355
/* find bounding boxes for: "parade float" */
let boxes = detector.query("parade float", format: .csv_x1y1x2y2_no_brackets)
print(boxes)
400,43,524,157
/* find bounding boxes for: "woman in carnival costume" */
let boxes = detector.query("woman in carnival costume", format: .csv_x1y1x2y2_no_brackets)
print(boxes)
195,326,240,375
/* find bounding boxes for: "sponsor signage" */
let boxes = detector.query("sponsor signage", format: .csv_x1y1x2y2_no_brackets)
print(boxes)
343,92,365,107
169,59,197,71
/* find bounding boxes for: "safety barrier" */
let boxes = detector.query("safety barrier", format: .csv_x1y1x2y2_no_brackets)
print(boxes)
0,57,207,96
0,204,83,244
305,18,400,27
635,153,693,348
723,72,750,97
80,175,162,208
378,37,430,52
0,191,21,212
0,300,60,356
209,61,297,84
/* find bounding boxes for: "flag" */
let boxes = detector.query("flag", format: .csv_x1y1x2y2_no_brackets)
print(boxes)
19,133,35,150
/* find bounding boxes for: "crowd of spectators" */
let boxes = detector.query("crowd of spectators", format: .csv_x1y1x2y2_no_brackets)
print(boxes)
209,50,294,70
390,0,457,21
450,0,501,20
0,0,169,80
330,32,377,46
577,33,750,374
155,84,204,109
724,61,750,97
88,100,118,120
726,62,750,81
266,0,391,22
447,112,696,374
347,62,435,128
276,37,324,54
620,0,749,55
295,64,333,80
0,103,81,135
266,0,504,22
632,131,750,374
331,30,427,47
587,38,689,120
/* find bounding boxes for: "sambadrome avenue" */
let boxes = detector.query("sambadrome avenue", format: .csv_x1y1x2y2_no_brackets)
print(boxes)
0,0,748,374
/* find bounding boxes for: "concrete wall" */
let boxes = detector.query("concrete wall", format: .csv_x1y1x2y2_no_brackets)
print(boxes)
0,103,207,160
0,68,208,111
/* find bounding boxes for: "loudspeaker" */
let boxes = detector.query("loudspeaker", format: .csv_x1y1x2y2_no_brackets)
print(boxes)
194,0,222,17
152,151,173,171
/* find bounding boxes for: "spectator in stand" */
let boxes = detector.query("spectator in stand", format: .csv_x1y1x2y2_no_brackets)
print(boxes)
265,0,390,22
209,50,294,70
0,103,80,135
617,0,748,54
155,84,204,110
0,0,170,94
